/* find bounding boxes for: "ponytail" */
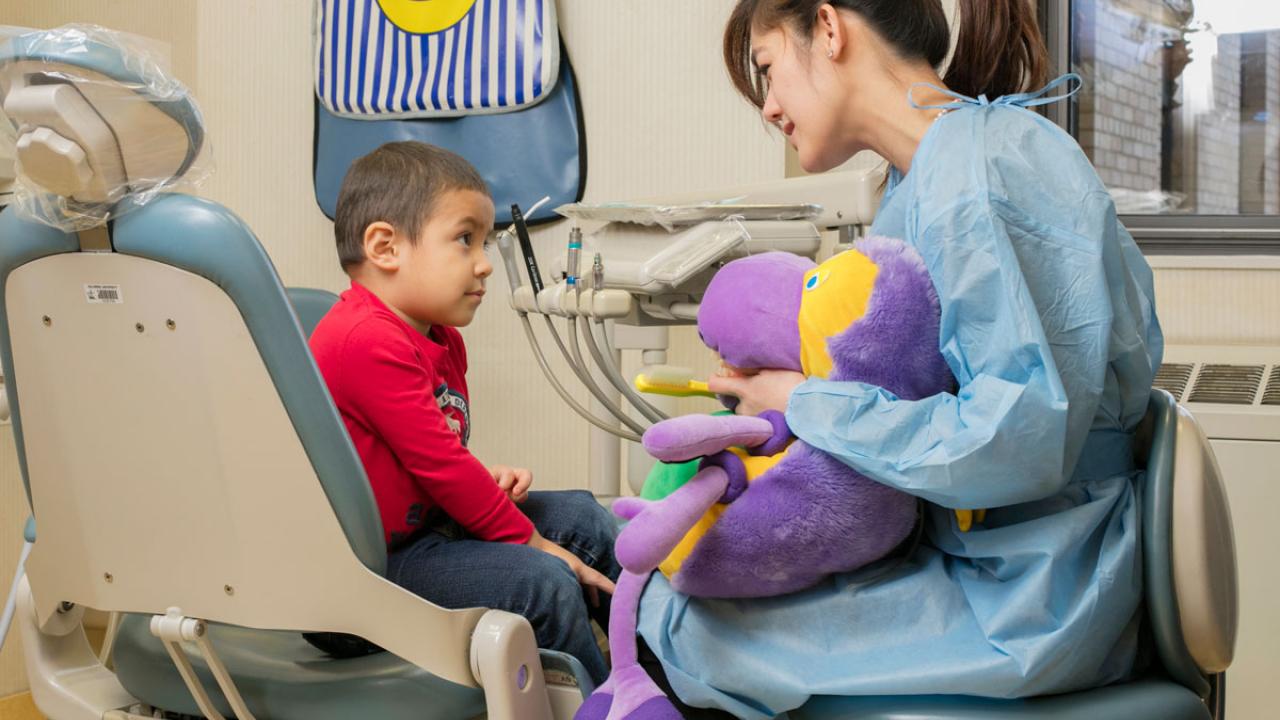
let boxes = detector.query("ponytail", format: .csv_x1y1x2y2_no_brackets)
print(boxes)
943,0,1048,99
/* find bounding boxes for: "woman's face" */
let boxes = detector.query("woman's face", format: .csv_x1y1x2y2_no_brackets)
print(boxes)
751,25,847,173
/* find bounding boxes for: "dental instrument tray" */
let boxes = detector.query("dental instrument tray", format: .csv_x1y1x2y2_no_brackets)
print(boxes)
554,201,822,231
574,219,822,295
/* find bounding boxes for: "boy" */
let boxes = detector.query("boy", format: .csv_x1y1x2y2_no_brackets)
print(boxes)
308,142,619,683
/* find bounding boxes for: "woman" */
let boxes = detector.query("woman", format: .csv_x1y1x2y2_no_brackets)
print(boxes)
634,1,1163,717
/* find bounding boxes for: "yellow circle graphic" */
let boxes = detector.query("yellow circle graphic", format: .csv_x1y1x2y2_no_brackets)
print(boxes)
377,0,478,35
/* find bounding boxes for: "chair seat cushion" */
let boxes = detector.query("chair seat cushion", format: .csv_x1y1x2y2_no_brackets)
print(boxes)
113,613,485,720
793,678,1209,720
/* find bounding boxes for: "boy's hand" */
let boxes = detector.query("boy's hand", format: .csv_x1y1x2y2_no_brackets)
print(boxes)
489,464,533,503
527,531,616,606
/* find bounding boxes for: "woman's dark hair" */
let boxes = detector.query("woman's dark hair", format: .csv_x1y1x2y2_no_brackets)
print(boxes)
724,0,1048,108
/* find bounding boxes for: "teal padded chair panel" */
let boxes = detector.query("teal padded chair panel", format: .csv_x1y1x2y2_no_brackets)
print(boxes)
792,679,1209,720
112,614,485,720
1140,389,1213,697
286,287,340,339
0,208,79,509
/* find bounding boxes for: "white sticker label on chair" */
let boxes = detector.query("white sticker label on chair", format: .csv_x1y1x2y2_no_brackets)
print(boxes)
84,284,123,304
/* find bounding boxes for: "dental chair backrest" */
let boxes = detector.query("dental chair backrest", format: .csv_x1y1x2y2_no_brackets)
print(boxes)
1139,389,1238,697
0,26,487,688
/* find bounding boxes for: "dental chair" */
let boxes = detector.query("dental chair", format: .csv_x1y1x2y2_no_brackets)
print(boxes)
789,387,1238,720
0,26,590,720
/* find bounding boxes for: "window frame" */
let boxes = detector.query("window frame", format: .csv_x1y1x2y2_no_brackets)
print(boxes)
1038,0,1280,254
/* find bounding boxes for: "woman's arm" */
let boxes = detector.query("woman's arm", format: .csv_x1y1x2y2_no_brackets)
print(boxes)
784,198,1114,509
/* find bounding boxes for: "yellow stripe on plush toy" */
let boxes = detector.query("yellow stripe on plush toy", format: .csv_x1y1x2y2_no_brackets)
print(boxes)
659,446,792,578
797,250,880,378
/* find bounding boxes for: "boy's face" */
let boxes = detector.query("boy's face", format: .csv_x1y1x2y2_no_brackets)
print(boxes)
396,189,496,328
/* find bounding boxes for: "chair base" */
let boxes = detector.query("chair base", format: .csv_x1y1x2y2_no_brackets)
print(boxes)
111,613,593,720
793,678,1210,720
16,578,138,720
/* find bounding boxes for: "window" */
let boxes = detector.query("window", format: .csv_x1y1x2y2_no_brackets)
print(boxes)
1043,0,1280,249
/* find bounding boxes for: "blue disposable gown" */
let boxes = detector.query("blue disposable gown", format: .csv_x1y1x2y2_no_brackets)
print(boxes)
636,92,1164,719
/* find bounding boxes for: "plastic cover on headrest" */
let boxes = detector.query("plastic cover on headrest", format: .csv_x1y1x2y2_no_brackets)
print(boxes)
0,24,211,232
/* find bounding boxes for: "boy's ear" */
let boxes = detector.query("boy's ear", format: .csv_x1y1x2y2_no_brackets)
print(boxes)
362,221,401,271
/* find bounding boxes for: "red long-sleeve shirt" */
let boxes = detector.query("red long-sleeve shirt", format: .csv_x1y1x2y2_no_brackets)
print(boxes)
309,282,534,548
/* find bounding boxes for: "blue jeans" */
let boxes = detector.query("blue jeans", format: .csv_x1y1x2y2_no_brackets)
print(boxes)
386,490,620,685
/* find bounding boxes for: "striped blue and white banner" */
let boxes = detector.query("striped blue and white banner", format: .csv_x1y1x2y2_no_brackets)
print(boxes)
314,0,559,119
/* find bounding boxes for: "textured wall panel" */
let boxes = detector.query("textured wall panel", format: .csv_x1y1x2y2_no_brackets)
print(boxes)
1151,260,1280,346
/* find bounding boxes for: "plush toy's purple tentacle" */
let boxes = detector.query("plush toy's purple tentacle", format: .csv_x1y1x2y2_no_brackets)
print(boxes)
746,409,793,456
575,571,679,720
698,451,748,503
614,466,729,573
611,497,650,522
642,414,773,462
607,570,647,669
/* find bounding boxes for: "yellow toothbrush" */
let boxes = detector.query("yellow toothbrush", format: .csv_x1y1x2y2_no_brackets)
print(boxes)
635,366,717,398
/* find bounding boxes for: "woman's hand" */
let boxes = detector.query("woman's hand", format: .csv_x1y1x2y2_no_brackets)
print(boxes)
489,464,533,503
708,369,806,416
527,530,616,606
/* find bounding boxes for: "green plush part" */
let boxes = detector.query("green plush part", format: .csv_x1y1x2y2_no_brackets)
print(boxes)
639,410,734,500
640,458,702,500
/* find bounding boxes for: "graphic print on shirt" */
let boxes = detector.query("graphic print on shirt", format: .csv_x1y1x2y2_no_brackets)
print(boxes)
435,383,471,446
405,502,425,529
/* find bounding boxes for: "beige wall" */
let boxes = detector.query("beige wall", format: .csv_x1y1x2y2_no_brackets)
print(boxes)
0,0,782,696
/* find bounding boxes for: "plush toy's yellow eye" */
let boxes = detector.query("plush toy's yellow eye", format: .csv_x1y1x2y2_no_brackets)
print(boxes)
377,0,478,35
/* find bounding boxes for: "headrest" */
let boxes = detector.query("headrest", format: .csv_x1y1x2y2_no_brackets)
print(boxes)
0,24,209,231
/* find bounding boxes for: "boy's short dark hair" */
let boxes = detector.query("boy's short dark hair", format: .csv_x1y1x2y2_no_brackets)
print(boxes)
334,142,489,271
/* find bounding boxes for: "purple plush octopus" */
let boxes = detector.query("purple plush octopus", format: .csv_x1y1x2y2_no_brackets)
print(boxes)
577,238,954,720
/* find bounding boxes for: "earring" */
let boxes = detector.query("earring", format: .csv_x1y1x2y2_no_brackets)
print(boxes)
826,48,834,58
